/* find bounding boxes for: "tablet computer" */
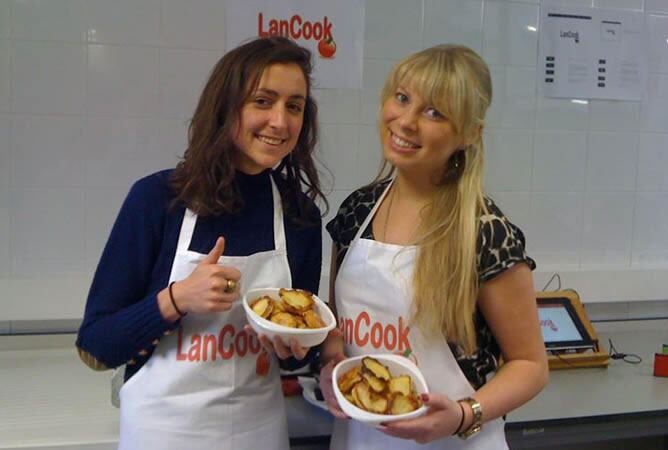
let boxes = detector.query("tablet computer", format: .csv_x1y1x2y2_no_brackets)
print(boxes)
537,297,595,352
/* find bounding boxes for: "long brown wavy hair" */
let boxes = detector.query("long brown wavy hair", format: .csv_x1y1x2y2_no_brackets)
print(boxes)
171,36,326,223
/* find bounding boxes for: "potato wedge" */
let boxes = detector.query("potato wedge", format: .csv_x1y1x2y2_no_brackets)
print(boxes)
388,375,412,396
389,393,420,415
250,296,273,319
362,372,386,393
302,309,326,329
354,382,388,414
279,288,314,313
362,357,391,381
270,312,298,328
338,366,362,394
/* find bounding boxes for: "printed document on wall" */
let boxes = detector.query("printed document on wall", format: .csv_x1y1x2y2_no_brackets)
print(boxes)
538,2,647,100
226,0,364,89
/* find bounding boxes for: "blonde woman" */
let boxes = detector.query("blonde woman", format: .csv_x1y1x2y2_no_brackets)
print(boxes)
319,45,548,449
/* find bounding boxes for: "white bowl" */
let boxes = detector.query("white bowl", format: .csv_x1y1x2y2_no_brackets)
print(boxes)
243,287,336,348
332,354,429,427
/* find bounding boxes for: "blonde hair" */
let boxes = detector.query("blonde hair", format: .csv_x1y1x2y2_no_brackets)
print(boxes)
377,45,492,354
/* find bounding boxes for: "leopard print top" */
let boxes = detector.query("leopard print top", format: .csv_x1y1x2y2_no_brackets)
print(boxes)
326,179,536,389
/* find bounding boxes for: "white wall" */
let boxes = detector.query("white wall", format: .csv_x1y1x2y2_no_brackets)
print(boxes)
0,0,667,326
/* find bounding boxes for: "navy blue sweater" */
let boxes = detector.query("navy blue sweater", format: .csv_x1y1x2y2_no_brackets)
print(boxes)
76,169,322,380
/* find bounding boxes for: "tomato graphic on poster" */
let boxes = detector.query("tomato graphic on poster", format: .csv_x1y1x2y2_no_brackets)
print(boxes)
318,37,336,58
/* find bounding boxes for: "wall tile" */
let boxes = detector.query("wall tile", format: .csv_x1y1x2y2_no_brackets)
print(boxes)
645,0,668,14
0,187,8,278
647,14,668,75
586,302,629,321
0,116,8,185
641,74,668,132
11,115,85,188
636,132,668,192
482,1,538,66
87,45,159,117
0,40,7,113
11,0,87,42
585,132,638,192
632,193,668,267
158,48,219,120
488,191,531,232
581,192,634,268
0,1,9,39
365,0,422,59
423,0,483,53
593,0,642,10
160,0,226,50
356,124,384,186
535,97,590,131
532,131,587,192
11,41,86,114
486,65,537,129
151,119,187,170
85,117,160,188
86,0,160,45
588,99,640,132
10,187,85,272
541,0,592,6
313,88,360,125
84,188,126,270
527,192,583,268
626,300,668,318
358,58,396,125
484,129,533,191
318,124,360,190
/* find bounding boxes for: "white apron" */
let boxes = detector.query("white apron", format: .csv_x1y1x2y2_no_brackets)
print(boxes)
330,180,508,450
119,177,291,450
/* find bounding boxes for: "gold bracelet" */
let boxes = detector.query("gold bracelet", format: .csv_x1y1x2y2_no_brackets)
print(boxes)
457,397,482,440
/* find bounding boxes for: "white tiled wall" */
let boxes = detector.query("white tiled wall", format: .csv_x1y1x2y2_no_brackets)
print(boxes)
0,0,667,326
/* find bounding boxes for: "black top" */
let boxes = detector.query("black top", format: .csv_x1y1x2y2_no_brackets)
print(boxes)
326,179,536,389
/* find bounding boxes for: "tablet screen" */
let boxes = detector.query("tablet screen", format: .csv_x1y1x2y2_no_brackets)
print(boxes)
537,297,595,351
539,305,585,342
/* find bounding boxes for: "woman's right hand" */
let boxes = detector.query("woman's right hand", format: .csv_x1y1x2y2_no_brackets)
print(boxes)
318,328,349,418
170,236,241,315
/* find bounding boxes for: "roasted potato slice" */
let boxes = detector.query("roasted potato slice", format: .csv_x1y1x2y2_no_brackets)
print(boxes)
293,315,308,329
250,296,274,319
337,366,362,394
389,393,420,415
302,309,326,329
362,372,386,393
279,288,314,313
270,312,298,328
388,375,412,396
362,357,391,381
353,382,388,414
272,299,287,313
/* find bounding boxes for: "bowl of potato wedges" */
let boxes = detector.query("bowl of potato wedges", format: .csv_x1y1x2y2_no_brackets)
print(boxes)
332,354,429,426
243,287,336,348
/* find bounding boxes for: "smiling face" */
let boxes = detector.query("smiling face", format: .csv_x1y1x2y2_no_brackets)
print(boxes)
380,82,464,179
233,63,308,174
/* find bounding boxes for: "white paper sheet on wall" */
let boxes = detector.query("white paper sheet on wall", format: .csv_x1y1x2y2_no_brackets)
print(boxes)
538,4,647,101
225,0,365,89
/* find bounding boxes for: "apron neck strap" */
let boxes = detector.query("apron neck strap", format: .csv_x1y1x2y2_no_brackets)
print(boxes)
176,174,287,254
352,178,395,243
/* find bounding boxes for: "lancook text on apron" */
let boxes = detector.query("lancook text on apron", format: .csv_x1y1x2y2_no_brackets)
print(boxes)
119,177,291,450
330,179,508,450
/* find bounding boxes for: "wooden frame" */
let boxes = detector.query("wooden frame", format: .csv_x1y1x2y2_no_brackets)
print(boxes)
536,290,609,370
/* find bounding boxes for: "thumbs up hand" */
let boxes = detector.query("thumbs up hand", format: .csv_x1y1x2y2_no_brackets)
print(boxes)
169,236,241,315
